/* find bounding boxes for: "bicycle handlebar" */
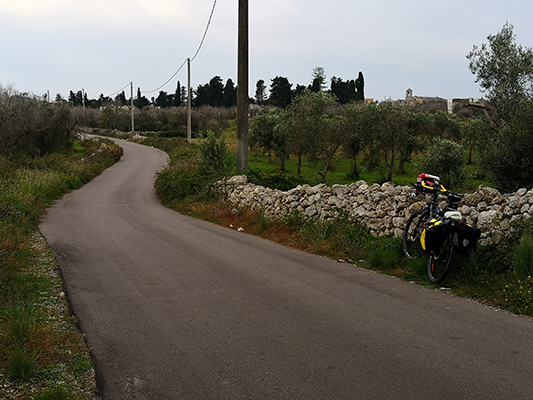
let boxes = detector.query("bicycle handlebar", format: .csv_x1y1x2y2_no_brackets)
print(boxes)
410,181,463,199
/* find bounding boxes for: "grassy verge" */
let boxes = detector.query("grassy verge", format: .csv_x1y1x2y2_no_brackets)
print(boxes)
0,137,123,399
142,134,533,318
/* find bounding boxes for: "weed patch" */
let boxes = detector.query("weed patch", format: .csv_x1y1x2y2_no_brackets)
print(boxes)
0,136,120,398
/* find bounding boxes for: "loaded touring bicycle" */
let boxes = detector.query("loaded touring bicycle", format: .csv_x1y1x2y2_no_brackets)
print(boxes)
403,174,480,283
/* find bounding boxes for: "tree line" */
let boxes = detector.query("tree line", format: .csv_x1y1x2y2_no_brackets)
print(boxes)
250,90,487,185
249,22,533,192
62,67,365,110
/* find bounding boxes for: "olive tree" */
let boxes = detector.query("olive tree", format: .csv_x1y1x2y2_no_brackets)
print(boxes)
0,86,76,156
284,90,349,183
360,102,421,182
467,22,533,122
420,137,466,188
467,23,533,191
480,100,533,192
249,108,290,171
344,103,365,178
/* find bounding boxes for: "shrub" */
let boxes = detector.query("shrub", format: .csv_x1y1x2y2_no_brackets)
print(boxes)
155,166,204,205
420,136,466,188
0,86,76,157
198,131,234,176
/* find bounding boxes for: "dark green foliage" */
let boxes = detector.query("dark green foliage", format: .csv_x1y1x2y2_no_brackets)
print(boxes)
355,71,365,101
255,79,267,104
268,76,294,108
245,168,309,191
8,348,36,381
421,136,466,188
198,131,235,176
195,76,226,107
480,100,533,192
223,79,237,107
0,88,76,157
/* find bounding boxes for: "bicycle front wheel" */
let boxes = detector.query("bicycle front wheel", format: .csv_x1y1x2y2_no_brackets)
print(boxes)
427,234,455,284
403,210,428,259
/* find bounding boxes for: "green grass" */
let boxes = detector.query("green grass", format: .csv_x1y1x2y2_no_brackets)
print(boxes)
0,137,123,399
246,149,489,192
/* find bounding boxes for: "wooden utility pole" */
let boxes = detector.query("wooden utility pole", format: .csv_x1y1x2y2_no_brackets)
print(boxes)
236,0,249,172
130,82,135,134
187,58,192,143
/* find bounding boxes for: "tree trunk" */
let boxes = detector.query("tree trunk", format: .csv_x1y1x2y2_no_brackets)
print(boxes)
398,158,406,175
387,152,395,182
352,155,359,178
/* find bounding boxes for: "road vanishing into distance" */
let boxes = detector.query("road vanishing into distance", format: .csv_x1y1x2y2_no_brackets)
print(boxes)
40,139,533,399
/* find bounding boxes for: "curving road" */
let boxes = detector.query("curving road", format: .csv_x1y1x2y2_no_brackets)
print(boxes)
40,139,533,399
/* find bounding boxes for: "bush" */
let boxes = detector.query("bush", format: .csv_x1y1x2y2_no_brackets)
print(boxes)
0,86,76,157
198,131,234,176
420,136,466,188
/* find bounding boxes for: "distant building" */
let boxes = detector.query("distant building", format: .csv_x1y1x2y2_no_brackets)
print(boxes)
396,88,481,114
402,88,448,113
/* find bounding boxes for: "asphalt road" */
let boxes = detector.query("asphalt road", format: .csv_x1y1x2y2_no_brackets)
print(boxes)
40,139,533,399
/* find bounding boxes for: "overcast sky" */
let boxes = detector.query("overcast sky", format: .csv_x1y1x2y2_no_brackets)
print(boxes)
1,0,531,102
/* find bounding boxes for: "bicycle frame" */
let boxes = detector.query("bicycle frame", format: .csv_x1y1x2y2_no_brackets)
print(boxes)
411,182,463,219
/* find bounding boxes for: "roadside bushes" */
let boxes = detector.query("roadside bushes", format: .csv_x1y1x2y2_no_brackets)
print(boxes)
0,86,76,157
155,132,235,209
0,137,122,396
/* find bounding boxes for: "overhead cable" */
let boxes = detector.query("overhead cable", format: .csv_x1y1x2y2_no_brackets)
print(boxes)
146,0,218,94
190,0,218,63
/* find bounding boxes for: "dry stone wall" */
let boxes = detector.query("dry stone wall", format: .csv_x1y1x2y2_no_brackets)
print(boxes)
216,175,533,246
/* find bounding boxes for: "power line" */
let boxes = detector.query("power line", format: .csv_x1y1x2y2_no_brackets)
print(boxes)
77,0,218,99
190,0,218,63
108,82,133,97
144,59,187,94
145,0,218,94
86,82,131,100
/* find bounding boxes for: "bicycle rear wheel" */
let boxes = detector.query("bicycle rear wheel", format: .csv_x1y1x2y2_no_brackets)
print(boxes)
427,234,455,284
403,210,428,259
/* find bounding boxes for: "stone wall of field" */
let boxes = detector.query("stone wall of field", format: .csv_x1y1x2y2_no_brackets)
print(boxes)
216,175,533,246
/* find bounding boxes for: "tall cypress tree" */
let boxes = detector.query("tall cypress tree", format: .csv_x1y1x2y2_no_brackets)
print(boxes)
223,79,237,107
355,71,365,101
